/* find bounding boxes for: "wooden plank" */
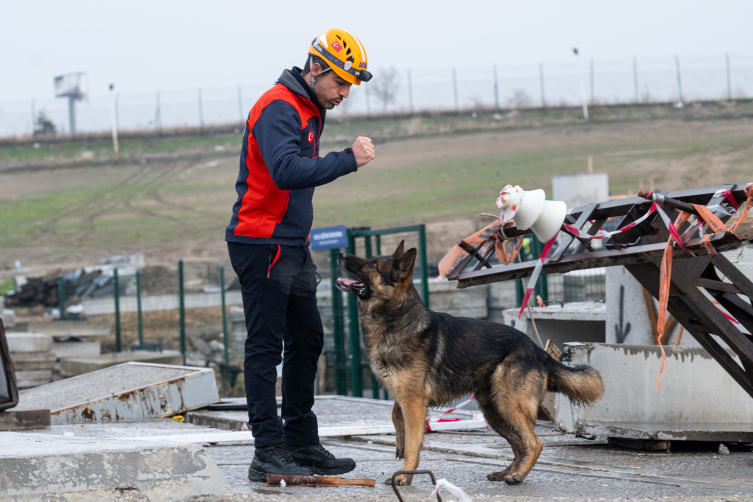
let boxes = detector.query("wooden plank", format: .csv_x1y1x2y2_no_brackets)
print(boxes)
625,262,753,398
574,218,606,255
696,278,743,295
0,409,50,431
550,204,596,263
713,254,753,300
685,288,753,367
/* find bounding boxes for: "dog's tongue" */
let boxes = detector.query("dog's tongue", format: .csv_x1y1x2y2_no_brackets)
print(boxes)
337,277,360,286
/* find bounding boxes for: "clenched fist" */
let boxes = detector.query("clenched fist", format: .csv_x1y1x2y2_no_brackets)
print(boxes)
352,136,375,168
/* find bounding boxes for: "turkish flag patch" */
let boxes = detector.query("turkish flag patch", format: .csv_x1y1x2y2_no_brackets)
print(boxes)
308,129,314,143
331,41,342,52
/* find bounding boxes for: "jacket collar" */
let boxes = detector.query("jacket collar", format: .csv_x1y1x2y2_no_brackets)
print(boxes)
278,67,324,112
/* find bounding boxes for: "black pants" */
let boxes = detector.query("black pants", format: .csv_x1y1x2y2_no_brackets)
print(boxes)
228,242,323,448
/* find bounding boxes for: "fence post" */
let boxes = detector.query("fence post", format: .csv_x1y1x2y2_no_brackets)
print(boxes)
589,59,595,105
539,63,546,108
58,275,66,321
329,248,347,395
198,88,204,134
674,56,684,103
493,65,500,114
407,70,413,114
114,268,121,352
220,265,229,365
136,270,143,347
346,229,362,397
115,94,120,132
178,260,186,365
237,85,244,124
726,53,732,101
419,224,429,307
365,85,371,119
633,58,639,103
452,67,459,114
154,91,160,141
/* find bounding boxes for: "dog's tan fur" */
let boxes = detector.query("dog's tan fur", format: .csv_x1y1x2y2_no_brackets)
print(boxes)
337,242,604,485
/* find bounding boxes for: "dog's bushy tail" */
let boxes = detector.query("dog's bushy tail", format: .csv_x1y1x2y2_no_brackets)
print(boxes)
546,359,604,406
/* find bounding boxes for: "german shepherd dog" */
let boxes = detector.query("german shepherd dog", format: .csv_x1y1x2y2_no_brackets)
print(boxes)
336,241,603,486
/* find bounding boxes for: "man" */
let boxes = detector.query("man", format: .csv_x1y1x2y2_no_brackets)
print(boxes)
225,28,375,482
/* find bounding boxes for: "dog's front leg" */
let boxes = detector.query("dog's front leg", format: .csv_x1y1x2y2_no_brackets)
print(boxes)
391,396,427,486
391,401,405,459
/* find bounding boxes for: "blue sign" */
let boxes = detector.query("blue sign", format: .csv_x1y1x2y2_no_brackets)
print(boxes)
310,225,348,251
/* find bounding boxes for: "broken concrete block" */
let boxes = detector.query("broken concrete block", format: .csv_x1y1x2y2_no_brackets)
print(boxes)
51,338,101,359
25,320,110,338
14,369,53,389
59,350,183,377
0,309,15,329
15,362,219,424
8,351,56,371
556,343,753,442
0,432,231,499
6,333,52,353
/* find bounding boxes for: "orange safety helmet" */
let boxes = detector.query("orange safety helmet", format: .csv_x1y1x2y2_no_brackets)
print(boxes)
308,28,372,86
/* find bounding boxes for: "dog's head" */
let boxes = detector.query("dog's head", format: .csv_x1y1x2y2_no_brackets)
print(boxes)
336,240,417,303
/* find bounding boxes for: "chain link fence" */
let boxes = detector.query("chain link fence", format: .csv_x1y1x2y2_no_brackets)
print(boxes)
3,54,753,138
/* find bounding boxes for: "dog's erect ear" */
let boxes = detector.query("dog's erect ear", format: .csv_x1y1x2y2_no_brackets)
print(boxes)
393,247,417,281
393,240,405,259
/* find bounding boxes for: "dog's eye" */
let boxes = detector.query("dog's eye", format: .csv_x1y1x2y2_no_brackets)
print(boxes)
370,261,378,269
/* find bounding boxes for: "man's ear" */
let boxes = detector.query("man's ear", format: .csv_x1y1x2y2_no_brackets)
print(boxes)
310,62,323,78
393,248,417,281
393,240,405,259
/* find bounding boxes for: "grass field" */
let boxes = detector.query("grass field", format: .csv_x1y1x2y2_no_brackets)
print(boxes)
1,111,752,270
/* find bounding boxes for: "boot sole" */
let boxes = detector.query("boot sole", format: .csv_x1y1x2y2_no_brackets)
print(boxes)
248,467,268,483
310,461,357,476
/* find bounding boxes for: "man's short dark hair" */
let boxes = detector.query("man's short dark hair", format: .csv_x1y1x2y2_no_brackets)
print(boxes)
302,53,330,76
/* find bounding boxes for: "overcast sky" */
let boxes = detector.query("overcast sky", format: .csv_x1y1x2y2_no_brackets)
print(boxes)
2,0,752,102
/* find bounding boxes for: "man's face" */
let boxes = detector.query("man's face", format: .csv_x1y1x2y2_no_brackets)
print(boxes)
313,69,351,110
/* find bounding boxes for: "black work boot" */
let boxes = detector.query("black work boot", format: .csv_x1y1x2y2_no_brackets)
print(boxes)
289,443,356,475
248,444,313,482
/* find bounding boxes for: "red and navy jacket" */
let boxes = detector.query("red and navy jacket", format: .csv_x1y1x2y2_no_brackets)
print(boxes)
226,67,357,246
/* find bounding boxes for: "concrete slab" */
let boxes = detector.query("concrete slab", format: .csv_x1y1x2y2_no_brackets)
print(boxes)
59,349,183,377
14,370,53,390
52,338,101,359
14,362,219,424
503,301,606,347
22,320,111,338
1,308,15,328
556,343,753,440
11,410,753,501
6,333,52,353
9,351,56,370
0,432,231,501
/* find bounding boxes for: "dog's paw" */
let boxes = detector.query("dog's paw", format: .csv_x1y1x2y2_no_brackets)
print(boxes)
487,466,513,482
503,473,526,485
385,474,413,486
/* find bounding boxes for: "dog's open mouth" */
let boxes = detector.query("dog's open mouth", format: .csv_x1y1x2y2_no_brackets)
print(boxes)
337,277,364,288
336,276,368,296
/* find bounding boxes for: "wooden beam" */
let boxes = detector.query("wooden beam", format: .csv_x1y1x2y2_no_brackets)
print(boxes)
457,230,745,288
695,278,743,295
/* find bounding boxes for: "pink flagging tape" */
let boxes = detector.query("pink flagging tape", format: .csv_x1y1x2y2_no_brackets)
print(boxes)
654,202,695,256
714,189,739,211
518,233,558,320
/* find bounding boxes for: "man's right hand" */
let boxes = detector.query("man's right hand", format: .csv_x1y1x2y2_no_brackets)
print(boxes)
352,136,375,168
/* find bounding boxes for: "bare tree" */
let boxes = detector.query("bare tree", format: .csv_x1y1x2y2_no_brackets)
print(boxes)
506,89,532,109
370,66,400,113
